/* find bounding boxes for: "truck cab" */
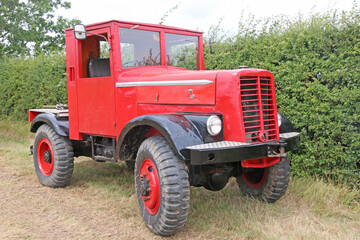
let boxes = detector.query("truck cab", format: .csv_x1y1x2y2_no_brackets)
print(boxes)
28,20,300,236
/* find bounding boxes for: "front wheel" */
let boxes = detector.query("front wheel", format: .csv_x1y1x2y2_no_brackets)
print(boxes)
135,136,190,236
33,124,74,187
236,157,290,203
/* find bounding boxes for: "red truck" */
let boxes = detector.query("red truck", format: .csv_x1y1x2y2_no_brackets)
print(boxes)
28,20,300,236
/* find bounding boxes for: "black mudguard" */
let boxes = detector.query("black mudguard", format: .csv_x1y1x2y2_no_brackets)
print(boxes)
30,113,69,137
278,113,295,133
116,114,222,162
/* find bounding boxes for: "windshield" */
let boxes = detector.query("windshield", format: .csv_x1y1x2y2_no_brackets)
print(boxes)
165,33,199,70
119,28,161,69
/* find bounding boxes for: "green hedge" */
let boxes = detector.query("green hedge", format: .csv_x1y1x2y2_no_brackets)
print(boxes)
205,9,359,186
0,53,68,119
0,9,358,186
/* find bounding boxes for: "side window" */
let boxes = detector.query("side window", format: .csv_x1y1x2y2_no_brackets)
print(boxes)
165,34,199,70
80,33,111,78
120,28,161,69
100,41,110,58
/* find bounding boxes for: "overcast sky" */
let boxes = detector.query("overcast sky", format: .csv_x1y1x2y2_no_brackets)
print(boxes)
58,0,356,34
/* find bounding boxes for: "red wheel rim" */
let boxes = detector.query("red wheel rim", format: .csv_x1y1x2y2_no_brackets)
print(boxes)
242,168,267,188
139,158,161,215
37,138,54,176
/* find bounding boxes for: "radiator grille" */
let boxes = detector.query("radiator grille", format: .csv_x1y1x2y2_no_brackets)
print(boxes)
240,76,278,143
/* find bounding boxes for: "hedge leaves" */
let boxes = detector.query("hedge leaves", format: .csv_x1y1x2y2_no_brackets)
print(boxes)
0,8,358,186
205,8,359,186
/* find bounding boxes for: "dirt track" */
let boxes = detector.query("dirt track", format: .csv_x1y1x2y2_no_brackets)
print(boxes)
0,157,207,240
0,134,359,240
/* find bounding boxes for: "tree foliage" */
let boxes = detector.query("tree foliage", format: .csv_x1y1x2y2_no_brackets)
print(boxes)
0,0,80,56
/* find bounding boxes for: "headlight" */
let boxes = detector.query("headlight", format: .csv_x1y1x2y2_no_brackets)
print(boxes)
277,113,282,127
207,115,222,136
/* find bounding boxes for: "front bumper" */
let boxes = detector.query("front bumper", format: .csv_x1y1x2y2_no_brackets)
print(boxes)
187,132,300,165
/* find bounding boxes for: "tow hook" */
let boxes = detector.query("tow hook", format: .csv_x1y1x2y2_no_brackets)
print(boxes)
268,140,287,158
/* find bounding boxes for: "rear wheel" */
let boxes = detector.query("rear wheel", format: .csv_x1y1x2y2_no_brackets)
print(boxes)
236,157,290,203
135,136,190,236
33,124,74,187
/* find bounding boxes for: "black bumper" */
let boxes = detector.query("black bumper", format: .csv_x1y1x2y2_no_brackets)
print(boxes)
187,132,300,165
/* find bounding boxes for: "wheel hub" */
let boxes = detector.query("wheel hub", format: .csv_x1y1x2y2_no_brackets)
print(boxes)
44,150,51,163
139,158,160,215
37,138,54,176
242,168,267,188
139,174,151,198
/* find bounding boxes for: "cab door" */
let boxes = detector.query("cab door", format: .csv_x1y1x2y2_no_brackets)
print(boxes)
76,27,116,137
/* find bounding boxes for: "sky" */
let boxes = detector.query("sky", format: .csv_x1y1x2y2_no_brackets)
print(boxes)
57,0,356,35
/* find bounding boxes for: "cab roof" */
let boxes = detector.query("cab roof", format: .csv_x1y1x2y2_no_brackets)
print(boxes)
65,19,203,35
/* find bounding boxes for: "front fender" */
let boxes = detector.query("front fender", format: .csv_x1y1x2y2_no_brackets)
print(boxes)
116,114,223,161
30,113,69,137
278,113,295,133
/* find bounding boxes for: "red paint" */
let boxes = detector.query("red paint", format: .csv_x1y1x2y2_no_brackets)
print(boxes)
134,69,216,105
242,168,267,188
239,75,279,143
241,157,280,168
61,20,280,168
65,30,82,140
28,110,40,122
145,128,163,137
137,82,215,105
140,158,161,215
37,138,54,176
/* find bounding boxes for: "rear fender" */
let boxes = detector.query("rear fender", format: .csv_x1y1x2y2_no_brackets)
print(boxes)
30,113,69,137
116,114,223,161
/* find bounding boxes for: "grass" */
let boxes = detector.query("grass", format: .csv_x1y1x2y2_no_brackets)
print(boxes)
0,119,359,239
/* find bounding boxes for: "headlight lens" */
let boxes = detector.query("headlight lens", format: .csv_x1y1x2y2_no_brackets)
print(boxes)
277,113,282,127
207,115,222,136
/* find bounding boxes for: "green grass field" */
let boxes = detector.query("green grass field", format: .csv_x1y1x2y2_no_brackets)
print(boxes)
0,119,359,239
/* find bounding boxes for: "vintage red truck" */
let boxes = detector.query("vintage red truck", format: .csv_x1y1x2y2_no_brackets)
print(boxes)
28,20,300,236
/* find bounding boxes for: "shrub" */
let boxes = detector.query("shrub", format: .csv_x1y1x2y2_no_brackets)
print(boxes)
0,8,358,187
204,9,359,186
0,53,68,120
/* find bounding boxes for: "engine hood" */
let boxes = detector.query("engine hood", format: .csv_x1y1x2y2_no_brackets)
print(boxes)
117,66,219,105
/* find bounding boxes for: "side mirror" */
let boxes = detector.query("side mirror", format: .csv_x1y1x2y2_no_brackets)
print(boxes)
74,24,87,40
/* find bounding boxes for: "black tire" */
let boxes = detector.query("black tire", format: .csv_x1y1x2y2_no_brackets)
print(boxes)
33,124,74,187
236,157,290,203
135,136,190,236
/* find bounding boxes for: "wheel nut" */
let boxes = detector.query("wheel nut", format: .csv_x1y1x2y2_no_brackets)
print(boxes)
147,187,151,192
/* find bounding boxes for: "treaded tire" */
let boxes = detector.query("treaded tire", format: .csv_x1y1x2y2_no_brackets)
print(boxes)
135,136,190,236
33,124,74,187
236,157,290,203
